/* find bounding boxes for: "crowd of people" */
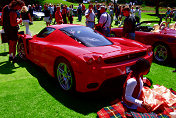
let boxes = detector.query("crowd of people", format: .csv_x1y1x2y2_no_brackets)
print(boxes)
19,2,142,36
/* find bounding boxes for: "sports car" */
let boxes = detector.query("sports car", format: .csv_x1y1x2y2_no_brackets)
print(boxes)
111,21,176,63
17,24,153,92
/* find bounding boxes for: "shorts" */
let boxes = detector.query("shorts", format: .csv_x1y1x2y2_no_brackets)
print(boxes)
44,17,50,23
4,29,18,41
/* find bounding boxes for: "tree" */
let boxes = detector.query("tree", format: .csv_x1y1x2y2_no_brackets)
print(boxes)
144,0,176,15
0,0,44,8
155,0,159,15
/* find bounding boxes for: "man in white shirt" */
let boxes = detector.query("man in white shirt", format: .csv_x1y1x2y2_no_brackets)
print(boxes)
98,6,111,37
134,6,141,23
85,4,95,28
130,6,135,17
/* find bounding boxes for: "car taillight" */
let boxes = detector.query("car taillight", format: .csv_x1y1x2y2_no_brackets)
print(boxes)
93,55,102,64
83,56,94,65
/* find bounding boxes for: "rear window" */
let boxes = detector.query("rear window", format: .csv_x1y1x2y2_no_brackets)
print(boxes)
37,27,56,38
60,26,113,47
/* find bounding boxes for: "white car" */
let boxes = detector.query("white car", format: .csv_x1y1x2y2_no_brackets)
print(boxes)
33,11,45,20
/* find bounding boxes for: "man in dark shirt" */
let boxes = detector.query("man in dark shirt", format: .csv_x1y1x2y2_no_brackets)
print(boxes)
43,6,52,26
2,0,24,63
122,7,136,40
28,5,34,20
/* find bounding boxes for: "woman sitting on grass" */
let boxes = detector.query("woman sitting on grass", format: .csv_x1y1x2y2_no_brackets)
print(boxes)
122,58,152,112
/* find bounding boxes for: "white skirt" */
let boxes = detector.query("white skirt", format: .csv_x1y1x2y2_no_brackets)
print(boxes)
44,17,50,22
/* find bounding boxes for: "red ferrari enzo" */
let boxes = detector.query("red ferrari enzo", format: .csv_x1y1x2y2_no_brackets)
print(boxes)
111,21,176,63
17,24,153,92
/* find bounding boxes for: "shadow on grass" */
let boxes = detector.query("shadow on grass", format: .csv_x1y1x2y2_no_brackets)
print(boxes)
147,14,165,18
17,60,126,115
0,52,8,56
0,61,18,74
153,59,176,69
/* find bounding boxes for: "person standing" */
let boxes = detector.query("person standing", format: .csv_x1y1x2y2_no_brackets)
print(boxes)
122,7,136,40
53,4,57,24
166,7,172,27
97,4,101,23
48,4,53,17
62,5,68,24
82,3,86,14
77,4,82,22
134,6,141,24
98,6,111,37
109,4,114,24
20,6,32,36
55,6,63,24
28,5,34,20
130,6,135,17
118,5,126,27
2,0,25,63
43,6,52,26
85,4,95,29
68,5,73,24
114,4,120,25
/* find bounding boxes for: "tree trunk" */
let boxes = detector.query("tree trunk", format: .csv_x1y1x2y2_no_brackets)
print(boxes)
155,0,159,15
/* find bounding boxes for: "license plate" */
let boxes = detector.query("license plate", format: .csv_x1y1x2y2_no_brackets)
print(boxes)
126,66,131,74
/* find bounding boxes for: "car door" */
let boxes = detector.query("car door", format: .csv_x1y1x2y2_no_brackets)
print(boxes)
135,31,155,45
29,27,56,66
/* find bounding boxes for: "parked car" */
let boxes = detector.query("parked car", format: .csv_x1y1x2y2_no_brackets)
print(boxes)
111,21,176,63
17,24,153,92
0,12,2,26
33,11,45,20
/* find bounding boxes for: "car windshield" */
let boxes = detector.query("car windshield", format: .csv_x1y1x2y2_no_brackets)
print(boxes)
60,26,113,47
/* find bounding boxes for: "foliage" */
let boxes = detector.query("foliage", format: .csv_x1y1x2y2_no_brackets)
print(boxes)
67,0,83,3
144,0,176,7
0,0,44,7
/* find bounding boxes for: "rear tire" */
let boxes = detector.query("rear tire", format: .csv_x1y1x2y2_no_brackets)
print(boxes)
55,58,75,92
17,40,26,60
153,43,171,63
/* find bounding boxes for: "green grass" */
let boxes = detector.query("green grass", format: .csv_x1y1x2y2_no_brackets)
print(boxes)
141,6,167,13
43,0,89,8
0,12,176,118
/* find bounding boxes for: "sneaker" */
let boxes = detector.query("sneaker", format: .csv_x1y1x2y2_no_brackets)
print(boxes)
9,56,13,62
173,70,176,72
12,57,18,64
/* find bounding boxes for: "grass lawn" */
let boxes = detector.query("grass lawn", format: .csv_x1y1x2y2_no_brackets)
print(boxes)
0,12,176,118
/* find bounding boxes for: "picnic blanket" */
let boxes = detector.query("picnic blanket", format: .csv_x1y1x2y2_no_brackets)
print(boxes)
97,85,176,118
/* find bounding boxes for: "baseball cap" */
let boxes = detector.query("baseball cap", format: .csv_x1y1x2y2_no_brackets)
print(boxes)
98,5,105,10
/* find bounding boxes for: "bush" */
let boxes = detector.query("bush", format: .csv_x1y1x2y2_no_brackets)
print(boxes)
141,3,146,7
